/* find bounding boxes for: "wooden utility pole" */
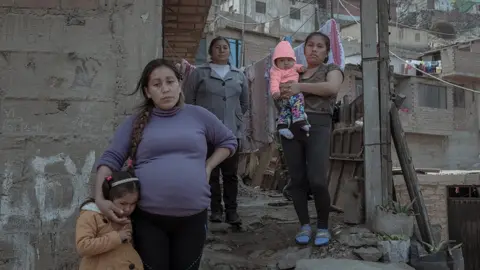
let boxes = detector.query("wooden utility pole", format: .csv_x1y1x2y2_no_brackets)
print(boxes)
361,0,382,226
377,0,393,203
330,0,334,18
212,0,218,37
241,0,247,66
390,101,435,246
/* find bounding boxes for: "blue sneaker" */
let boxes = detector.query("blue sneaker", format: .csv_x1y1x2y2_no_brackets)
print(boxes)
295,225,312,245
314,229,330,246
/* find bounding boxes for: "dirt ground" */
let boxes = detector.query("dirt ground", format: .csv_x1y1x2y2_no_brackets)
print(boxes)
200,185,358,269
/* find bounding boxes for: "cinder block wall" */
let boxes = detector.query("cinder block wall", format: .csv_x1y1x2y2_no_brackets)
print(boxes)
0,1,162,269
394,173,480,241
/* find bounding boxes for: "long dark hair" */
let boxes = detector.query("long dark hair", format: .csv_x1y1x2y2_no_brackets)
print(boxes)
304,32,331,64
128,59,184,165
80,171,140,208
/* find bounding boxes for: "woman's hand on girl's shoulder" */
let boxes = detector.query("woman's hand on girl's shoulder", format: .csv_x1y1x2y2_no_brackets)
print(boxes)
96,198,129,224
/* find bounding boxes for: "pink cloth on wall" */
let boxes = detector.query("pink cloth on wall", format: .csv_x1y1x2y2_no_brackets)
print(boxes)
177,59,196,83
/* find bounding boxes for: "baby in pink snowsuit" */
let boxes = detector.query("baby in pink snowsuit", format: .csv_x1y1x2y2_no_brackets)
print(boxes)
270,41,310,139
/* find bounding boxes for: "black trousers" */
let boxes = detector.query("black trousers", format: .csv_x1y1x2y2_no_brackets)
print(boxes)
281,114,332,229
132,209,207,270
207,141,240,214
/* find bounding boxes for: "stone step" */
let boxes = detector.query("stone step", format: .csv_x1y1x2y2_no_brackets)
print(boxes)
296,258,414,270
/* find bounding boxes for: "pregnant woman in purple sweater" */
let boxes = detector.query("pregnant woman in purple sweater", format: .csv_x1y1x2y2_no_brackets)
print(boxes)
94,59,237,270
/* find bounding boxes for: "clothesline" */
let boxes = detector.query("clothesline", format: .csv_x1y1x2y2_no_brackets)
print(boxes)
176,19,345,73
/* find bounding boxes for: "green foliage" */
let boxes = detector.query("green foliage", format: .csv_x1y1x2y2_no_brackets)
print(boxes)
420,239,463,254
377,233,409,241
377,199,416,215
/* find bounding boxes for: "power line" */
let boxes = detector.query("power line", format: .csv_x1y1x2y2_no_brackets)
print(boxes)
337,0,480,94
292,12,316,38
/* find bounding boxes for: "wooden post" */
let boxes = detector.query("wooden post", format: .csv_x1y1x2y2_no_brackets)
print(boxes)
361,0,382,227
378,0,393,205
390,98,434,245
241,0,247,66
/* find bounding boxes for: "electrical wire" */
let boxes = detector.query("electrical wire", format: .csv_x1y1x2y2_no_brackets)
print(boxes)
292,11,316,38
337,0,480,94
215,0,316,25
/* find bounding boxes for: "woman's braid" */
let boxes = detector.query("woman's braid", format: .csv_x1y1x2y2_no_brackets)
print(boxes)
130,106,151,166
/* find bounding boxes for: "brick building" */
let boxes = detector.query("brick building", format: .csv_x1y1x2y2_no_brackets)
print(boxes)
339,38,480,170
0,0,210,269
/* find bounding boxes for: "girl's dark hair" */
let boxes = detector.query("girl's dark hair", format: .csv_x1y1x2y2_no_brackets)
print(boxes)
208,36,230,55
128,58,184,166
80,171,140,209
304,32,331,64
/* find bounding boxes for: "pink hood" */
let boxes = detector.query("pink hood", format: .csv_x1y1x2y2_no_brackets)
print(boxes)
272,41,296,67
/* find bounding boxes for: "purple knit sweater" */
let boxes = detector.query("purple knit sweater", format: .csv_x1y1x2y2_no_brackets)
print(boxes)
96,104,238,217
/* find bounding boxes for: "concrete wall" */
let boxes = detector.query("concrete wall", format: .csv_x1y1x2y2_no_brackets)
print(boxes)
340,23,430,51
0,1,163,269
394,172,480,240
393,77,480,169
345,54,406,74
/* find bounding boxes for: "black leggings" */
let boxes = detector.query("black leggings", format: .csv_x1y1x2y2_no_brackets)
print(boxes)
132,209,207,270
281,113,332,229
207,140,240,214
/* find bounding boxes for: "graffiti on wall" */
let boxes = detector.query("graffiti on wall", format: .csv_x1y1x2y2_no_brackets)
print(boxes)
2,108,44,134
0,151,96,269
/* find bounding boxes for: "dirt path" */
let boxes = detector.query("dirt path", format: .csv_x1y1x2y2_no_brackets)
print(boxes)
200,188,356,269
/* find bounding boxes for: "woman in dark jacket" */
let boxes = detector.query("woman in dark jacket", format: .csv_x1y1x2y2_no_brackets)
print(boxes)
183,36,249,225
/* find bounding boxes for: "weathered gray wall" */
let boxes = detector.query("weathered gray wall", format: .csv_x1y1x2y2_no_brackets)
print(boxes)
0,0,162,269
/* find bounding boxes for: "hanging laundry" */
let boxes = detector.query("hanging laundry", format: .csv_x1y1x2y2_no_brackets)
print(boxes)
177,59,196,83
402,60,442,75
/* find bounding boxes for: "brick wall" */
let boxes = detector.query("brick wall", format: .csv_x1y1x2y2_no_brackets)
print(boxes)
0,1,163,269
394,173,480,241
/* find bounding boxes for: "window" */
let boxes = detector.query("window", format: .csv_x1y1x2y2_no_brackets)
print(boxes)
255,1,266,14
415,33,421,42
418,84,447,109
355,78,363,96
290,8,301,20
227,38,242,68
194,38,207,65
453,88,466,108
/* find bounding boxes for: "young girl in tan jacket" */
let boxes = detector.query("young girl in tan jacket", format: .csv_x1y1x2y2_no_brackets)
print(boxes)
75,171,143,270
